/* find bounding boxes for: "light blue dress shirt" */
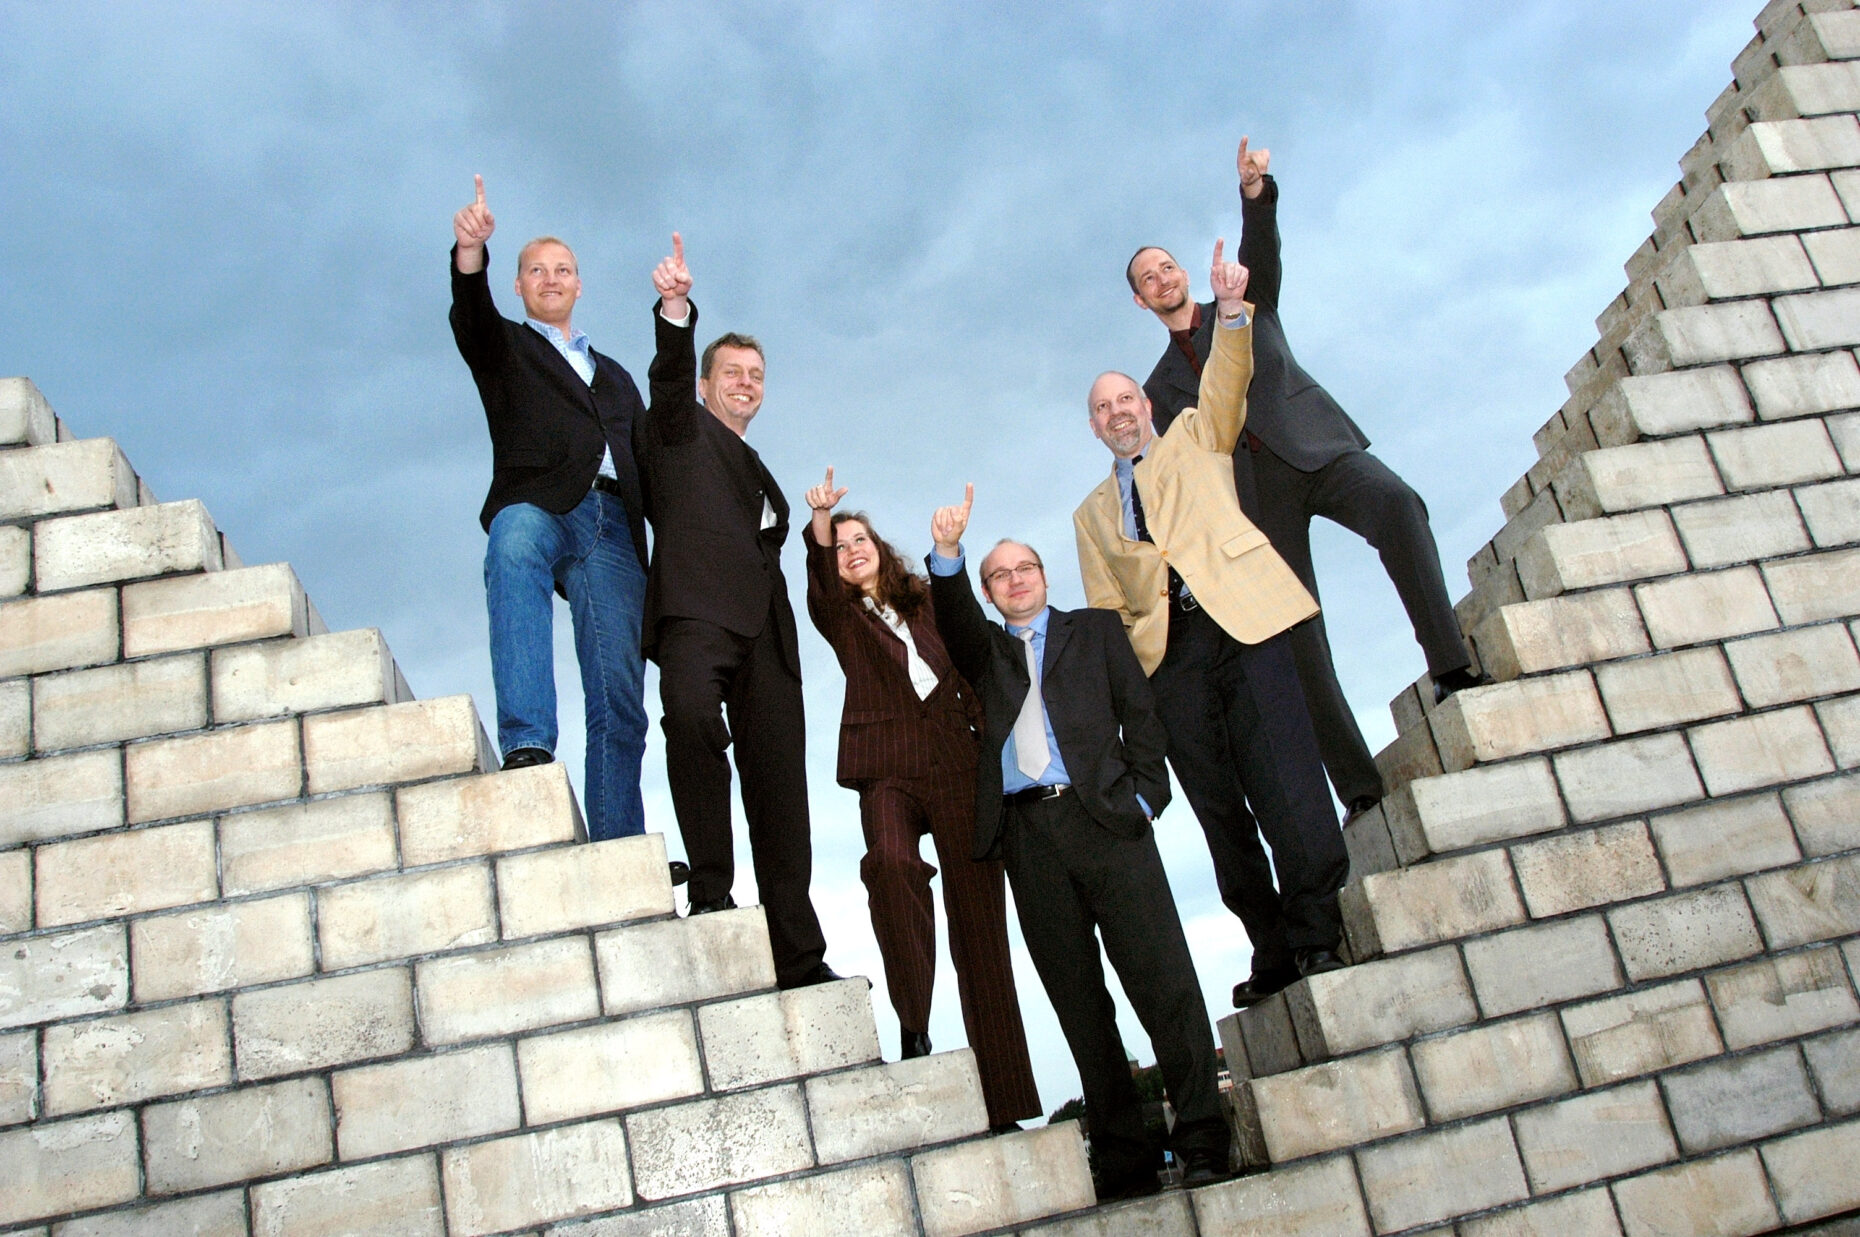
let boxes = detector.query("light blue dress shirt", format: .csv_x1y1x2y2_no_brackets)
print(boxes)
526,318,616,481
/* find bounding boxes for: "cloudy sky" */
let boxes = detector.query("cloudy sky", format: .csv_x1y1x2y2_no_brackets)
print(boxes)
3,2,1758,1114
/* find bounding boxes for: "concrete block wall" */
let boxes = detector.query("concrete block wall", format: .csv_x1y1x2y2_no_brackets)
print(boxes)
0,381,1100,1235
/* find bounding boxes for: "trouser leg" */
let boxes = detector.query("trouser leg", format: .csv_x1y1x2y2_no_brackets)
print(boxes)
484,502,567,759
858,781,937,1034
654,618,744,904
560,491,649,840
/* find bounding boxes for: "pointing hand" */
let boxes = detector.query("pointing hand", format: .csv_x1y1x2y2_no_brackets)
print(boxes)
454,174,495,248
805,465,849,512
1210,238,1250,317
931,483,974,556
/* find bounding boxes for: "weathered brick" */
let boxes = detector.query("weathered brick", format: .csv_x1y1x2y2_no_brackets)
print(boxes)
0,524,27,597
1188,1154,1370,1236
730,1160,915,1237
0,1112,140,1228
1822,689,1860,765
316,862,495,971
34,500,221,592
1513,1081,1677,1194
0,924,127,1030
1596,646,1743,734
1786,771,1860,854
1612,1149,1781,1237
219,791,396,895
1373,716,1443,792
1652,792,1803,886
806,1049,988,1162
131,893,313,1002
1748,853,1860,947
1806,226,1860,288
0,377,57,448
1674,490,1813,570
1223,990,1303,1080
42,999,229,1115
1286,945,1476,1058
0,676,25,759
1431,672,1610,770
53,1190,248,1237
233,967,415,1080
1555,437,1724,525
1805,1025,1860,1114
626,1085,813,1200
1626,301,1789,375
396,761,582,864
32,654,207,753
1742,349,1860,420
125,720,301,823
36,819,217,927
1658,234,1819,308
143,1076,331,1193
518,1009,704,1124
1409,1012,1576,1123
250,1154,443,1237
1562,978,1724,1087
1458,1187,1622,1237
1516,511,1689,600
550,1197,727,1237
1709,946,1859,1052
595,908,775,1016
1765,546,1860,625
121,562,307,658
441,1119,632,1236
332,1042,519,1159
0,748,123,847
497,833,674,938
1590,367,1755,448
1356,1116,1529,1234
1777,286,1860,352
416,936,599,1045
1341,800,1399,877
1474,589,1650,681
0,438,137,520
1511,821,1666,918
1692,174,1848,244
211,628,398,722
699,978,880,1093
909,1122,1094,1237
1762,1117,1860,1225
1464,914,1624,1017
0,1028,30,1124
1735,626,1860,712
1636,565,1780,647
303,695,486,794
1554,732,1706,823
0,848,28,935
0,588,118,678
1380,760,1563,862
1616,883,1765,981
1692,704,1836,795
1798,476,1860,548
1830,408,1860,467
1664,1044,1821,1155
1712,421,1848,493
1341,848,1524,959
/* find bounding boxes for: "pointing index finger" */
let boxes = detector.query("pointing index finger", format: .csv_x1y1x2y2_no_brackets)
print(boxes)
473,174,485,205
961,482,974,512
672,232,684,264
1212,237,1226,268
824,465,834,488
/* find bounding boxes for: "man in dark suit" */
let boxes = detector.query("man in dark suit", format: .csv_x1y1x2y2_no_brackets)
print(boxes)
449,175,650,840
1132,139,1484,820
926,487,1231,1200
638,235,837,990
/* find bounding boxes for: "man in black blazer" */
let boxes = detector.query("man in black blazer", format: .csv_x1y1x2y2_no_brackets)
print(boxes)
448,176,651,841
638,236,836,990
926,487,1231,1200
1132,139,1484,820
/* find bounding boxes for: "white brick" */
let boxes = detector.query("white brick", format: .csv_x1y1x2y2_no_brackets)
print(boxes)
121,562,307,658
1516,511,1689,600
1464,914,1623,1017
550,1197,727,1237
1777,286,1860,351
1555,436,1724,522
1188,1154,1371,1237
1591,367,1755,448
730,1160,914,1237
1765,546,1860,623
1652,793,1802,885
1595,646,1743,734
1460,1188,1622,1237
0,924,127,1031
595,907,775,1016
1511,821,1665,917
1673,490,1813,569
1762,1118,1860,1225
1356,1117,1529,1234
1786,770,1860,854
332,1042,519,1159
0,748,123,847
233,967,415,1080
1409,1013,1576,1123
0,1112,140,1229
1554,732,1706,823
1286,945,1476,1057
131,893,313,1001
1513,1081,1677,1194
441,1119,632,1236
211,628,397,722
1562,979,1724,1087
1798,476,1860,546
1474,588,1650,680
416,936,599,1045
34,500,222,591
315,862,496,971
1373,715,1444,790
53,1190,247,1237
0,438,137,521
36,819,217,927
909,1122,1094,1237
42,1000,229,1115
1805,226,1860,286
1657,233,1818,304
1742,349,1860,419
1342,848,1524,958
699,979,880,1092
1709,418,1847,489
1691,703,1836,795
250,1154,444,1237
302,695,486,794
0,673,25,760
1747,852,1860,947
1730,623,1860,708
1610,884,1766,980
126,720,302,822
1635,565,1780,648
1823,689,1860,765
1832,408,1860,466
143,1076,332,1193
1612,1149,1780,1237
218,791,396,895
396,761,582,864
1382,758,1566,860
1430,672,1610,770
0,588,118,677
1626,301,1788,375
0,849,28,935
32,654,207,751
518,1009,704,1124
805,1050,988,1162
1664,1044,1820,1154
0,377,57,448
1708,946,1859,1049
1725,114,1860,180
497,833,674,938
1692,175,1849,243
626,1086,813,1200
0,524,27,597
1805,1026,1860,1114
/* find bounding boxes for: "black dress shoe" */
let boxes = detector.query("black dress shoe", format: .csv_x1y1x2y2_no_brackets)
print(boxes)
1180,1146,1234,1187
500,747,554,771
1295,947,1346,978
989,1120,1023,1136
1342,795,1381,825
1232,962,1299,1008
1093,1164,1162,1203
779,961,848,990
1433,666,1493,705
668,861,690,886
900,1029,932,1060
687,893,736,916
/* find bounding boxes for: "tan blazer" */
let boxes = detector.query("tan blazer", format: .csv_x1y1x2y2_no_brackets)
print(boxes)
1074,311,1318,675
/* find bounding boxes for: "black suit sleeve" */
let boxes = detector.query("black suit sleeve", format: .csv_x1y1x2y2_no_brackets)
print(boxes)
1238,175,1283,314
645,299,703,445
928,559,995,690
448,245,508,371
1099,612,1173,818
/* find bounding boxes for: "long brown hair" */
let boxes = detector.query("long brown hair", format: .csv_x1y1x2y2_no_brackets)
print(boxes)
832,512,928,618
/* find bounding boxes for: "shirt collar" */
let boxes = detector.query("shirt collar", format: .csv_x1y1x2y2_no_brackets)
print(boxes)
1005,607,1051,638
525,318,590,352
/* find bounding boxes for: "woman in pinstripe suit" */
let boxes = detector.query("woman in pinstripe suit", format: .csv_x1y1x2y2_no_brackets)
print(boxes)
803,468,1041,1132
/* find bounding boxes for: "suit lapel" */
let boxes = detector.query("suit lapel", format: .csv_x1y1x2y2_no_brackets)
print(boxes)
1041,608,1073,681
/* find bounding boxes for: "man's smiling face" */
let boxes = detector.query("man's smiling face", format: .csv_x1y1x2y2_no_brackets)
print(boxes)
698,344,765,434
1087,372,1154,460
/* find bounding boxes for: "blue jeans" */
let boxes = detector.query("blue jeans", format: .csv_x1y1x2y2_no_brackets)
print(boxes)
485,490,647,840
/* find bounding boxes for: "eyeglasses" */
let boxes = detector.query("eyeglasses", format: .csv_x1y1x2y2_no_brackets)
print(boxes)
983,562,1042,587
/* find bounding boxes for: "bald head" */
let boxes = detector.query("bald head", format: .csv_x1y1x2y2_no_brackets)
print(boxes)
1087,370,1154,460
979,540,1047,624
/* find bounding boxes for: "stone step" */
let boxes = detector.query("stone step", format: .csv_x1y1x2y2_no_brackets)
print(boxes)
123,560,320,658
1515,509,1689,600
32,499,225,593
210,626,411,724
0,376,57,447
1428,670,1611,772
0,436,140,521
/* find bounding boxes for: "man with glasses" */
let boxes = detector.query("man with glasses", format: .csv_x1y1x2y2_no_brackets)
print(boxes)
1075,239,1350,1011
926,491,1232,1200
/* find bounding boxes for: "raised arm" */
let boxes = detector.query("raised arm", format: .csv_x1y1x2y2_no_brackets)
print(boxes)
1185,238,1256,455
448,174,504,365
453,174,494,274
645,232,702,441
802,466,858,642
926,485,993,687
1235,138,1283,312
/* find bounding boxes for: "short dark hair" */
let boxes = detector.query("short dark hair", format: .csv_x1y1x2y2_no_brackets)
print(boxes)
701,332,764,378
1125,245,1173,294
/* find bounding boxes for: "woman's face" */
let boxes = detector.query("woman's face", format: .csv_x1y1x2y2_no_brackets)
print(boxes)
835,519,881,593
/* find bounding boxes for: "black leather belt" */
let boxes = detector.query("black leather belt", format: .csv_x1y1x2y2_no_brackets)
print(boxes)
1007,783,1070,806
592,475,624,498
